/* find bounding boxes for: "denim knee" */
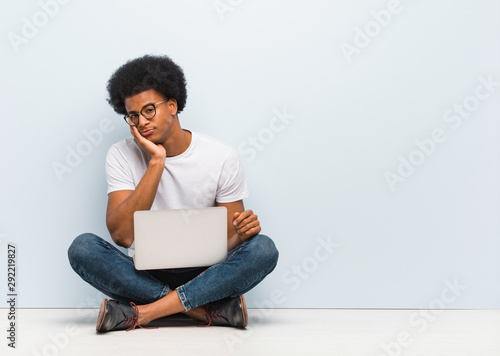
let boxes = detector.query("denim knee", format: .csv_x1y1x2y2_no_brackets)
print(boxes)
250,234,279,273
67,233,100,271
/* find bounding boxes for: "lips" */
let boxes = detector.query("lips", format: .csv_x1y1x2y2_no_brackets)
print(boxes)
141,129,154,137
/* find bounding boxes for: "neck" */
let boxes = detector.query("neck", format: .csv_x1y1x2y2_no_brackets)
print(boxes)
162,118,192,157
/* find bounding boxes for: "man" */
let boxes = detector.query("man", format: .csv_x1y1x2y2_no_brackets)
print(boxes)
68,54,279,332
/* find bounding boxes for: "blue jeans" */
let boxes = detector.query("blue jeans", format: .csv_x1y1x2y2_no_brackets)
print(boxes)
68,233,279,311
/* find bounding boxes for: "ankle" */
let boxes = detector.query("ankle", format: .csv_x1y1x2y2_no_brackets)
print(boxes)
136,305,151,325
184,306,209,322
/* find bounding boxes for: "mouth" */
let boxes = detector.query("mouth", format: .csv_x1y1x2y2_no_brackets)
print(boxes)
140,129,154,137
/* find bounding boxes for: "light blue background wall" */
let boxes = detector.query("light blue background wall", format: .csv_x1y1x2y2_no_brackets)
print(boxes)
1,0,499,309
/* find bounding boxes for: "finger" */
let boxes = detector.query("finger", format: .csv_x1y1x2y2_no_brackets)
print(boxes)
235,217,258,238
240,226,262,240
233,210,252,226
233,211,245,226
130,127,150,153
130,125,142,141
247,226,262,237
236,213,257,230
238,220,260,235
232,212,241,232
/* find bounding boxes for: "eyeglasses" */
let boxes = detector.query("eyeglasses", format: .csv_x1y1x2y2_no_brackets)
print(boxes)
123,99,168,126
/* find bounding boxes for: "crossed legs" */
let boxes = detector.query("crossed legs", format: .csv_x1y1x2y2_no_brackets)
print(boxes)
68,233,278,328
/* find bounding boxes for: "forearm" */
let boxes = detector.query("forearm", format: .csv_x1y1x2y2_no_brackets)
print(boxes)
227,233,244,252
106,158,165,247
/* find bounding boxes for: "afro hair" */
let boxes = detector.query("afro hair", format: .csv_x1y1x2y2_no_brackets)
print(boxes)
106,54,188,115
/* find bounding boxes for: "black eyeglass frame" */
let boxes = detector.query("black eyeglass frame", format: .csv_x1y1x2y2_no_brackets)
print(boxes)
123,99,168,126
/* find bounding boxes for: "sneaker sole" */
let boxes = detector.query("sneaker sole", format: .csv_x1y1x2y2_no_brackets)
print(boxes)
239,295,248,328
96,298,108,332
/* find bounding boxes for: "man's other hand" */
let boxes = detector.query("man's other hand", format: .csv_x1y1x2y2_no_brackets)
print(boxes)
232,210,261,242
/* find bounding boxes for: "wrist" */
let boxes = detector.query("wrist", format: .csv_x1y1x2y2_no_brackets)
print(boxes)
149,156,165,166
228,233,244,252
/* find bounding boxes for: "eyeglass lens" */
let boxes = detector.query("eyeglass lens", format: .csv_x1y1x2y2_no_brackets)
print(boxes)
126,104,156,126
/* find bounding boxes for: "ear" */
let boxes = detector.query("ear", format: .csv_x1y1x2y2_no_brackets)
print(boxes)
167,99,178,115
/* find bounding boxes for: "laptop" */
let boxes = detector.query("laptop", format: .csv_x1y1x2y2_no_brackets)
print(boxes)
133,206,228,270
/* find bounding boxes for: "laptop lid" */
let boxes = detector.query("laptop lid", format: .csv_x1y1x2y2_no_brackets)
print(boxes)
133,206,227,270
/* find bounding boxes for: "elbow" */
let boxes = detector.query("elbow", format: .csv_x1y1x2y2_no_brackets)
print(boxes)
114,235,133,248
107,221,133,248
110,231,134,248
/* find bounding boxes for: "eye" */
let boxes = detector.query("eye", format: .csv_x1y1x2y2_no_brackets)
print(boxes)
145,108,155,114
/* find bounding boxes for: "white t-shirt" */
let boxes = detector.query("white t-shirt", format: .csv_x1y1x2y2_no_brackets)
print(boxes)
105,131,249,255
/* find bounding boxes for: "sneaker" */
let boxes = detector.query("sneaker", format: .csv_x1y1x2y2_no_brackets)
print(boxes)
96,299,145,332
203,295,248,329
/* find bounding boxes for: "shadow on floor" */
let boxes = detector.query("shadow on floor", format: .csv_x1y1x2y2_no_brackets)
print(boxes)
145,313,199,328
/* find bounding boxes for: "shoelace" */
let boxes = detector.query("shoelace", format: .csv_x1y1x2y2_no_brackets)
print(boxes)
197,306,223,327
125,302,158,332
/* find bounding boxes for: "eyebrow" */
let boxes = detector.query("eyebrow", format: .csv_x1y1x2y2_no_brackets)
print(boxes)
127,102,156,115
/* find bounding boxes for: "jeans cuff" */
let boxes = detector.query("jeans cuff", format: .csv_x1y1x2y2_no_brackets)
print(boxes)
159,285,170,300
175,286,191,311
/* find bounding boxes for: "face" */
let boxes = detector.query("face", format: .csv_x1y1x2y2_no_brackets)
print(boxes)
124,89,178,144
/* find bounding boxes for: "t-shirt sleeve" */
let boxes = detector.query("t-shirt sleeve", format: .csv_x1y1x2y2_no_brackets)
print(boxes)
105,145,136,194
216,147,250,203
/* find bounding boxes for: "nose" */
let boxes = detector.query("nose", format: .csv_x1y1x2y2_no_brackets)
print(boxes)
137,113,151,129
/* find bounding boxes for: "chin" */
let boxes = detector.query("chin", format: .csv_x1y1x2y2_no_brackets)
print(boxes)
144,135,159,143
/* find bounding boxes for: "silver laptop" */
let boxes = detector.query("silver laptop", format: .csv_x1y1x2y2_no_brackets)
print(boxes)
133,207,227,270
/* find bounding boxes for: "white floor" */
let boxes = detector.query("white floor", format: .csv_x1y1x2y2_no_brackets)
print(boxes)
1,308,499,356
